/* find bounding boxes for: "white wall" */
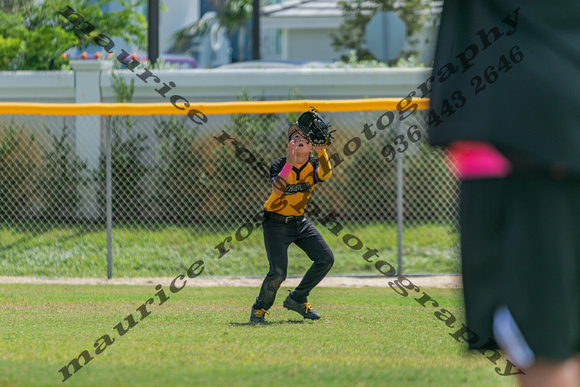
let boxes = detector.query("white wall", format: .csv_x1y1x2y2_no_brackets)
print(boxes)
0,67,433,103
286,29,344,62
0,71,75,103
101,67,433,102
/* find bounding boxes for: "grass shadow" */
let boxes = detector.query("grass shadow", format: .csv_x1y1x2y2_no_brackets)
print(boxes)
228,319,310,327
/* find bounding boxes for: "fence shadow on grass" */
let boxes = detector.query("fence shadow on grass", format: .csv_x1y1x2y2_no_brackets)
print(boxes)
0,220,100,252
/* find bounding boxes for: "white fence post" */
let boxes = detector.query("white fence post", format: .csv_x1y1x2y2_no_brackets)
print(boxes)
70,60,113,220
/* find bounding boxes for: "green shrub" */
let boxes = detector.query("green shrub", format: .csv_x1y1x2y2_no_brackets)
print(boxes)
403,144,458,222
0,121,37,220
327,129,457,223
343,141,398,221
154,116,207,223
34,123,88,221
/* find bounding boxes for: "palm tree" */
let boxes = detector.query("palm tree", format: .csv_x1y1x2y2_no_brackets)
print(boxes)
172,0,253,63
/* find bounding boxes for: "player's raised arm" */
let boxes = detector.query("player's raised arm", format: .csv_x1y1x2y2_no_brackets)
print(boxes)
272,140,298,195
315,146,332,181
291,110,334,182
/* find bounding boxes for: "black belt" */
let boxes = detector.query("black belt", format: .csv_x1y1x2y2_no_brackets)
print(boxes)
264,211,305,223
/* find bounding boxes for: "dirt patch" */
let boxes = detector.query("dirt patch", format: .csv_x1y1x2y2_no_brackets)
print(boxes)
0,275,462,288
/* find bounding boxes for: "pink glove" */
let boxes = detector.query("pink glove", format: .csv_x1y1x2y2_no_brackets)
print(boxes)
447,141,512,180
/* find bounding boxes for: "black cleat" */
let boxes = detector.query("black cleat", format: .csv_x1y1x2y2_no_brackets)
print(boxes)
283,291,321,320
250,306,269,323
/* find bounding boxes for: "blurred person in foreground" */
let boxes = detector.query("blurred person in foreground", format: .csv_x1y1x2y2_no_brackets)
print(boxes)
427,1,580,386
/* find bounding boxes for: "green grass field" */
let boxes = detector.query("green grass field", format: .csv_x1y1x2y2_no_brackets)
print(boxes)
0,222,459,278
0,284,518,387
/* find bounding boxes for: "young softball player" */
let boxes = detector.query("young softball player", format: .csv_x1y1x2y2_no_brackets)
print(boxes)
250,110,334,322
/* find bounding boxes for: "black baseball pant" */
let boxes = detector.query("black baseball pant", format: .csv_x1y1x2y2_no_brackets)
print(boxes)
253,215,334,310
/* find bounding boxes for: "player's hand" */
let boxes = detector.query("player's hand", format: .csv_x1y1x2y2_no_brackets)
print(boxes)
286,140,298,165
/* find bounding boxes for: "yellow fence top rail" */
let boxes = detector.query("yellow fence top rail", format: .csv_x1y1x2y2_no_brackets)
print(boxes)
0,99,429,116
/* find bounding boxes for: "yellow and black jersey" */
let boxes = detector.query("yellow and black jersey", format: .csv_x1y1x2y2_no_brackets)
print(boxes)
264,149,332,216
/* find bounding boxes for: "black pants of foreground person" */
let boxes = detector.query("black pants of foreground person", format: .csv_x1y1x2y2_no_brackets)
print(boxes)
253,215,334,310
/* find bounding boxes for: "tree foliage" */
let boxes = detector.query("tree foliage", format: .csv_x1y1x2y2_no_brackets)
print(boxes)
331,0,431,62
213,0,252,61
0,0,147,71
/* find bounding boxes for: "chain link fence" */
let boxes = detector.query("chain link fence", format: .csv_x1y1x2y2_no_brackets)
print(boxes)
0,104,459,278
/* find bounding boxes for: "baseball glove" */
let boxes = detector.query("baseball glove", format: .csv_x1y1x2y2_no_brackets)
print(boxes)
291,109,335,147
